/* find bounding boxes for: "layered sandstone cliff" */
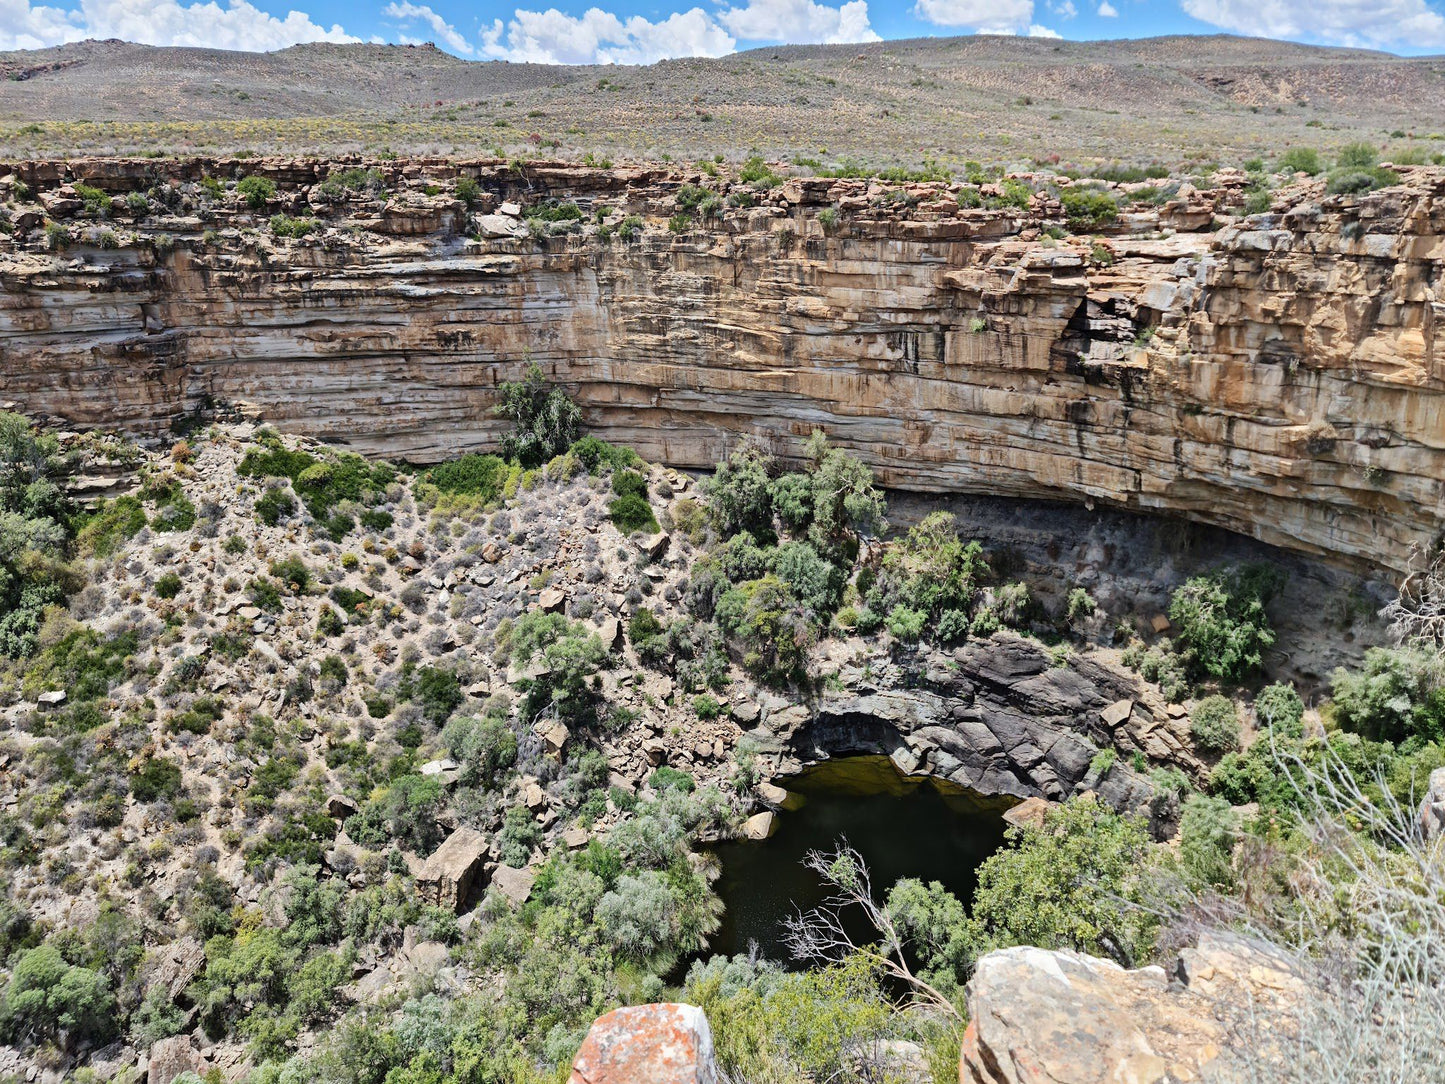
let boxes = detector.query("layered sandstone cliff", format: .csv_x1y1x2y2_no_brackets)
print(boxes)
0,157,1441,572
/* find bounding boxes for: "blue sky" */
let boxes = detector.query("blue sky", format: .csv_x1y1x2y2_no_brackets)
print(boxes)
3,0,1445,61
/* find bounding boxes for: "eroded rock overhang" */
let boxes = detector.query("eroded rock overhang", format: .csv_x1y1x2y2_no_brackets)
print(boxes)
1,157,1442,574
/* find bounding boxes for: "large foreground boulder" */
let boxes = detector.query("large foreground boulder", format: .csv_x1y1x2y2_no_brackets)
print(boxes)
960,936,1306,1083
569,1003,717,1084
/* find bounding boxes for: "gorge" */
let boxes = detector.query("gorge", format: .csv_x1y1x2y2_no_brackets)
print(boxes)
1,150,1441,1084
1,156,1442,575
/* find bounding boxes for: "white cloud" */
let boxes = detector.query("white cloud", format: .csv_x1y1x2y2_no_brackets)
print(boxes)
1097,1,1117,15
384,0,470,54
718,0,880,43
1027,21,1060,35
481,6,734,64
912,0,1034,33
1048,0,1076,18
1181,0,1445,48
0,0,354,50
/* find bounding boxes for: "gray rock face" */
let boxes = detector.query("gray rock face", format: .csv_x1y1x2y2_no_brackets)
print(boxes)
758,632,1198,813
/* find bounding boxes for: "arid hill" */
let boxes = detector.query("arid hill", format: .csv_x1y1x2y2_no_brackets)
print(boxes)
0,34,1443,164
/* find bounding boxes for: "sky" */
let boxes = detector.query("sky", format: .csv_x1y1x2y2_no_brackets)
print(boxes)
2,0,1445,61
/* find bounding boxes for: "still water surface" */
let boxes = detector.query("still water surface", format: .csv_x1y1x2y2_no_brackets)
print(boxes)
708,756,1009,963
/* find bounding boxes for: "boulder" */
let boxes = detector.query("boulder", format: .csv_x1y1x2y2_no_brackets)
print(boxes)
960,936,1306,1084
326,793,359,818
36,689,66,708
417,827,488,912
1420,766,1445,838
490,864,537,906
1001,796,1052,832
569,1003,718,1084
741,811,778,840
539,587,567,613
148,1035,207,1084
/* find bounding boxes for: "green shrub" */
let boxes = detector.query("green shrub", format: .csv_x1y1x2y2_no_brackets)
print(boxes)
1168,564,1282,682
75,495,147,557
428,453,506,500
967,797,1159,964
456,176,481,205
130,757,183,802
1177,794,1238,889
1326,168,1398,195
269,214,319,238
611,469,648,499
648,766,696,793
1190,695,1241,755
247,577,283,612
254,488,296,527
398,665,463,726
715,575,812,685
237,175,276,209
1277,147,1322,174
1337,142,1379,169
498,804,541,867
154,572,182,600
269,555,311,593
0,944,115,1047
1060,187,1118,229
1254,682,1304,736
610,494,658,534
1331,646,1445,744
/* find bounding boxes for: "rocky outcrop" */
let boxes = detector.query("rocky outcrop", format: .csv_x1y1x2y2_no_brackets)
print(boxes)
960,935,1307,1084
1,157,1443,572
751,631,1196,810
569,1003,718,1084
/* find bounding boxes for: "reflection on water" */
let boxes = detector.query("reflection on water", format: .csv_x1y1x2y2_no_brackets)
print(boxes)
708,756,1009,964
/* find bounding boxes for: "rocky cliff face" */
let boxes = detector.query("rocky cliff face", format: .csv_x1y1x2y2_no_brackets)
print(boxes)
1,157,1441,573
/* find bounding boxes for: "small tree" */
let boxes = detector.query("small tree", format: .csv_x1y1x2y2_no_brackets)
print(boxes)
494,361,581,468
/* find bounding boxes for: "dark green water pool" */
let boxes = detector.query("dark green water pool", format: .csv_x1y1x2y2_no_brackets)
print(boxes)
708,756,1009,963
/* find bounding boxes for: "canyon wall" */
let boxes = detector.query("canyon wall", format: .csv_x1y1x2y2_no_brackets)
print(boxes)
0,157,1441,572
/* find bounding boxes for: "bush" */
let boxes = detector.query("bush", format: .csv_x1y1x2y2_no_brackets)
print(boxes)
611,469,648,499
969,797,1159,965
648,766,695,793
254,488,296,527
1168,564,1282,682
154,572,182,599
428,453,507,500
237,175,276,209
715,575,813,685
495,362,581,468
1255,682,1304,736
768,542,843,619
398,665,463,726
1060,187,1118,229
1331,646,1445,744
609,494,658,534
0,944,115,1047
706,441,776,539
130,757,183,802
1337,142,1379,170
1190,694,1241,755
498,804,540,867
1277,147,1322,174
1177,794,1239,889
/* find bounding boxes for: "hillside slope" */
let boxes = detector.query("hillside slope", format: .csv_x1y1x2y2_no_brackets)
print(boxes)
0,35,1442,163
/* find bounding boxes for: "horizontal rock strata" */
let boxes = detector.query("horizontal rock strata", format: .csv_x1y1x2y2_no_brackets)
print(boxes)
1,157,1442,572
